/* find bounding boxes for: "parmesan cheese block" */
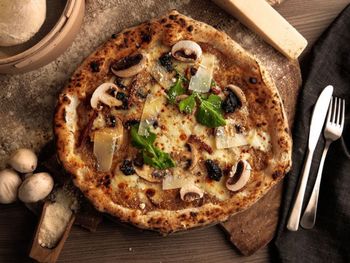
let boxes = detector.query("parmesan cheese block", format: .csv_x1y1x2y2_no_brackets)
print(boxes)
212,0,307,59
0,0,46,46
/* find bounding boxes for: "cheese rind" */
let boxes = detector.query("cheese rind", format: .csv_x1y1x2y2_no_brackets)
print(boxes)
212,0,308,59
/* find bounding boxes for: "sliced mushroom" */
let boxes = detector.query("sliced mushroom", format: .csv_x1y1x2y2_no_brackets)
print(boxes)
171,40,202,62
227,85,247,106
90,83,122,110
111,53,147,78
226,160,251,192
180,183,204,202
186,143,199,171
134,165,162,183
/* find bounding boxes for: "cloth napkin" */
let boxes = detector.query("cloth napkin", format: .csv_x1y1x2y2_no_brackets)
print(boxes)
274,4,350,263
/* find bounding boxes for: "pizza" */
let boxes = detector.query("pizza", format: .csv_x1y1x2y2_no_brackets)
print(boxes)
54,10,292,233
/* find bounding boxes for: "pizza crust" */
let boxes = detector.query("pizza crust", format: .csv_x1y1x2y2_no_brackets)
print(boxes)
54,10,291,233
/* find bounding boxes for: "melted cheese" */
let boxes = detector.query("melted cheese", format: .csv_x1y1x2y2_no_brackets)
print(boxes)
111,173,153,191
247,129,271,152
198,179,230,201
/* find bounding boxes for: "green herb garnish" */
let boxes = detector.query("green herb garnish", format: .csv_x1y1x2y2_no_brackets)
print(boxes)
196,94,226,128
130,125,175,169
177,92,226,128
179,93,196,114
167,74,186,104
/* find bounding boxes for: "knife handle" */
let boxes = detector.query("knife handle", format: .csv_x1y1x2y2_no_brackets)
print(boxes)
287,149,313,231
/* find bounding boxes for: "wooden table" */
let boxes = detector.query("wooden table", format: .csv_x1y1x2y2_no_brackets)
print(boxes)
0,0,349,262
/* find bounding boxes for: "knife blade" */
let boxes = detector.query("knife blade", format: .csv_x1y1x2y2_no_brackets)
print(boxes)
287,85,333,231
308,85,334,150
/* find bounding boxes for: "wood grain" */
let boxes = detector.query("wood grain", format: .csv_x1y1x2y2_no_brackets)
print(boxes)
0,0,349,262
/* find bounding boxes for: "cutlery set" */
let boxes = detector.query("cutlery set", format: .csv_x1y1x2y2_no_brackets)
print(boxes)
287,85,346,231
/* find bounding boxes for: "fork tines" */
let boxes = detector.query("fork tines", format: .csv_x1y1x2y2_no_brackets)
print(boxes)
329,97,345,129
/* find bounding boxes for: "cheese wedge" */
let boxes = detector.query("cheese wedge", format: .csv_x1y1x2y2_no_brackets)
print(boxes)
212,0,308,59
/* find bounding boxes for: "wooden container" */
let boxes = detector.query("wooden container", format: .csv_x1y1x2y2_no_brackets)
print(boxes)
0,0,85,74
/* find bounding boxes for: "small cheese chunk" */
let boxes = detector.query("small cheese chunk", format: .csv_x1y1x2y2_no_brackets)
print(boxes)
212,0,307,59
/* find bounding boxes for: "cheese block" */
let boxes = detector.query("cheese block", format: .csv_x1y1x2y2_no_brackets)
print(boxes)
212,0,307,59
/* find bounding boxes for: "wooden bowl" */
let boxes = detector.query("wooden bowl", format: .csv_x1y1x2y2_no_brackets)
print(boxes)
0,0,84,74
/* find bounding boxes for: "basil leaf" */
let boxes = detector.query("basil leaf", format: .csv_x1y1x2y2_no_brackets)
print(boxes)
179,94,196,114
130,124,175,169
196,94,226,128
130,125,156,148
167,76,185,104
143,148,175,170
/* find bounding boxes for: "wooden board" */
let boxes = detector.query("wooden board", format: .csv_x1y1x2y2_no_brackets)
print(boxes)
1,0,350,262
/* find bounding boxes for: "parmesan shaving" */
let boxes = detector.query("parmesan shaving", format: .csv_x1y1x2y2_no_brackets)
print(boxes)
162,174,194,190
148,63,174,88
138,92,166,136
93,129,119,171
189,54,215,93
215,121,271,152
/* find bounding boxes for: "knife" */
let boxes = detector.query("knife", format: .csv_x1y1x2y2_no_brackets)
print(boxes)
287,85,333,231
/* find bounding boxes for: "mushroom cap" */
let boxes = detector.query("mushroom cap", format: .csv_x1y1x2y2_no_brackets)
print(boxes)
0,169,22,204
90,83,123,110
111,53,148,78
18,172,54,203
171,40,202,62
8,148,37,173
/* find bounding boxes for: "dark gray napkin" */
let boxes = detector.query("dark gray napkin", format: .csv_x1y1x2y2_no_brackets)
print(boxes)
274,4,350,263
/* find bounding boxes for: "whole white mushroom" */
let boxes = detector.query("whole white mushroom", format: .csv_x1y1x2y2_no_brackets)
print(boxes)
8,148,38,173
0,169,22,204
18,172,54,203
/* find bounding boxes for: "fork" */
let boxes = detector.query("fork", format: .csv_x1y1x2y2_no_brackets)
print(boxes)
300,97,345,229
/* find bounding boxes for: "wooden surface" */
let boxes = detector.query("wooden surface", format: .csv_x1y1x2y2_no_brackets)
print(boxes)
1,0,350,262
